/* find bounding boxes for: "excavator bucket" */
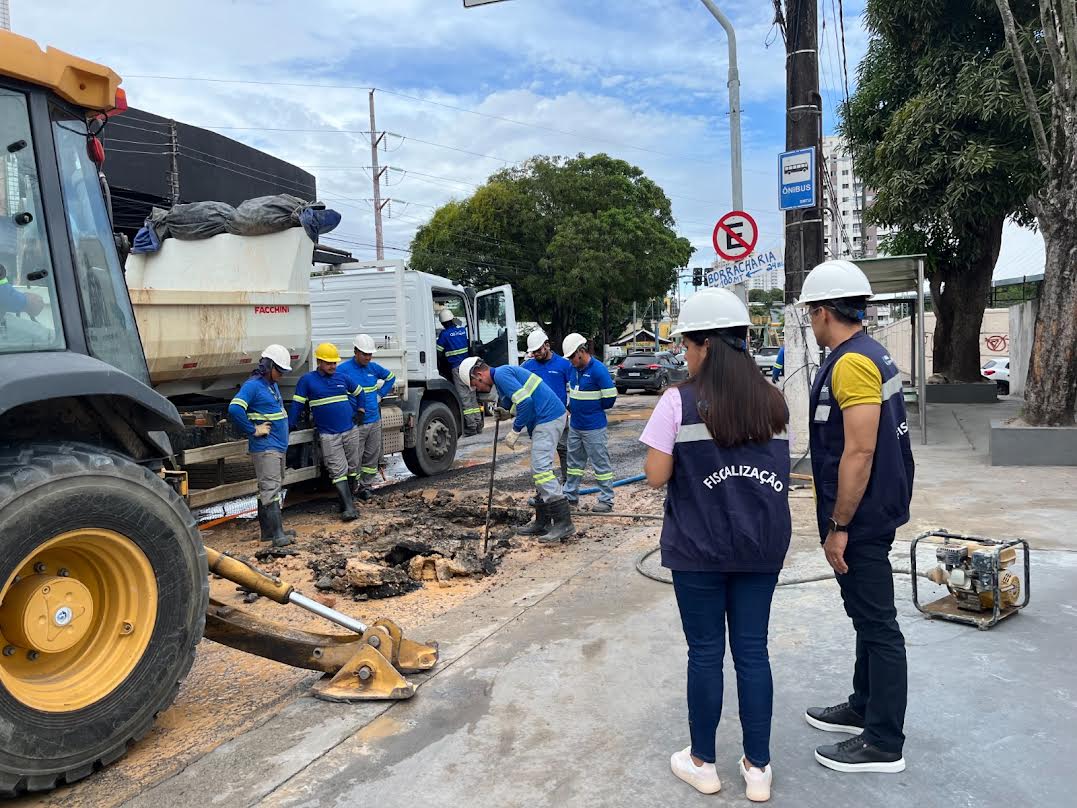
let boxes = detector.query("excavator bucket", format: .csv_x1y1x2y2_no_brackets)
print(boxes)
202,546,439,699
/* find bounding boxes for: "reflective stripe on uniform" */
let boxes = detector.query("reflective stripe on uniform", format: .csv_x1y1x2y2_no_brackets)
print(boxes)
675,422,789,444
248,411,288,421
569,389,602,401
230,397,249,409
292,394,308,404
362,466,378,474
436,345,445,352
533,470,557,485
600,387,617,398
593,471,615,481
814,404,832,422
463,407,483,415
445,347,468,357
567,468,585,476
882,374,903,401
511,374,542,403
332,474,349,484
310,395,349,407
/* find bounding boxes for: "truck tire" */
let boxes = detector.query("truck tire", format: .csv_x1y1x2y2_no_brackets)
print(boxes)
0,443,207,796
401,401,458,477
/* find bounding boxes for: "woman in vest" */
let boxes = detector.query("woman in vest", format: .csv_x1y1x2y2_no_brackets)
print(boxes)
640,288,791,802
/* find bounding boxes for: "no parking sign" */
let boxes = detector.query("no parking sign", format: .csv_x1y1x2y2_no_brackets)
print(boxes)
712,210,759,262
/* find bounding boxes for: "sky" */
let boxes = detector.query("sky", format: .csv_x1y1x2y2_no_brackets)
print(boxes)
13,0,1043,283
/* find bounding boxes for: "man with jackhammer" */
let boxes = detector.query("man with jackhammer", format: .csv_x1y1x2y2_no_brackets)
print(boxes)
229,344,294,547
289,342,360,522
337,333,395,500
522,329,573,482
459,357,575,542
798,259,914,775
561,333,617,513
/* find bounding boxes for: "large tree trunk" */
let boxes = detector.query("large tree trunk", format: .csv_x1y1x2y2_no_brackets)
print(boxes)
929,216,1005,382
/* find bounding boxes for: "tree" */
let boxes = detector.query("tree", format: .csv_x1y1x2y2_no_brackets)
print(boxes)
408,154,693,353
842,0,1044,382
997,0,1077,425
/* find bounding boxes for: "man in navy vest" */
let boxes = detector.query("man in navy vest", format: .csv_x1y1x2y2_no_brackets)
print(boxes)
799,260,915,775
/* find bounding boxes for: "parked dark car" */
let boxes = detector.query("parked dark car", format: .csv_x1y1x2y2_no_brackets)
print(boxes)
615,352,689,394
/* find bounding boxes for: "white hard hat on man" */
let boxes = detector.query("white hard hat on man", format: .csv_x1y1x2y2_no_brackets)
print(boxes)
527,330,548,355
798,259,873,306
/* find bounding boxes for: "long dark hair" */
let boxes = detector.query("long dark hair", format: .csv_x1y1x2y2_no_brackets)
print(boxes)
682,327,788,447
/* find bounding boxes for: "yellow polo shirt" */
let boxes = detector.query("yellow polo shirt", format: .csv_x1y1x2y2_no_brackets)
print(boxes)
831,353,882,408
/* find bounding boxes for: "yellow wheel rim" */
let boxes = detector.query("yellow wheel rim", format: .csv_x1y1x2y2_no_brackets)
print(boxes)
0,529,158,712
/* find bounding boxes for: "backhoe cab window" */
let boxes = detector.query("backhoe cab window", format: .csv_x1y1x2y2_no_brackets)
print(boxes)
52,111,149,383
0,89,63,354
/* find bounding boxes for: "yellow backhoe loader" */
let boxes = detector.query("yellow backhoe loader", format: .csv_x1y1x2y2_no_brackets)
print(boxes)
0,32,437,796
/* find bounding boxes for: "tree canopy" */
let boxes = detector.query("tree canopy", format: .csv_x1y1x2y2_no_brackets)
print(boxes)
408,153,694,351
842,0,1044,381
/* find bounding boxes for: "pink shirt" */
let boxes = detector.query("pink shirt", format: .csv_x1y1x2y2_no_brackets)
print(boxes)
639,388,683,455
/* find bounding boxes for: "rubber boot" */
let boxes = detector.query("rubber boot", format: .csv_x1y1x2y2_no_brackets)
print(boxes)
357,486,372,502
516,501,551,536
258,501,296,539
262,501,294,548
335,480,358,522
539,498,576,543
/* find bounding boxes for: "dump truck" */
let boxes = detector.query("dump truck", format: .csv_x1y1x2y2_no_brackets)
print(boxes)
125,228,519,513
0,31,447,795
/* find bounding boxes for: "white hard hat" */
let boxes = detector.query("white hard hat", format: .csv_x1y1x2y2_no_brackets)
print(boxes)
798,259,873,305
439,308,456,324
458,356,481,386
352,333,377,354
562,333,588,357
671,288,751,335
526,330,549,354
261,344,292,372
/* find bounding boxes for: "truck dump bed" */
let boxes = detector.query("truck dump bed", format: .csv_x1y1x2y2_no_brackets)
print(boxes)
125,228,313,400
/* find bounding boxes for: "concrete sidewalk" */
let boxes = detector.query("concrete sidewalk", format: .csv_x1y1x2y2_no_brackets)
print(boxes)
127,528,1077,808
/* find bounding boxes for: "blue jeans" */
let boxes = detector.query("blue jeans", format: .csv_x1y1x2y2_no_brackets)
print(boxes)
672,570,779,768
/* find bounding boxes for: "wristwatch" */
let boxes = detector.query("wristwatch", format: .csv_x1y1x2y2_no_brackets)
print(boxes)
827,517,849,534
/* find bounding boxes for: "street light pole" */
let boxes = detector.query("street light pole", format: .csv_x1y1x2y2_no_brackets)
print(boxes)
698,0,742,213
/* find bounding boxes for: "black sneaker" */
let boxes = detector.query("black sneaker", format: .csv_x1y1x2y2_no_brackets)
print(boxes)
815,736,905,773
805,702,866,734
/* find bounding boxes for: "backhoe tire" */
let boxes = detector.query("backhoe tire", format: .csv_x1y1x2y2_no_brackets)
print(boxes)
402,401,457,477
0,442,207,797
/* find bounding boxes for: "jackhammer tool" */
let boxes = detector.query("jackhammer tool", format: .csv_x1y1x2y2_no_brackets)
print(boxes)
203,547,439,701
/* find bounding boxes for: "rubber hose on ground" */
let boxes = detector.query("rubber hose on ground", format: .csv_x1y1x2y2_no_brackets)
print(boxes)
577,473,646,496
634,546,930,586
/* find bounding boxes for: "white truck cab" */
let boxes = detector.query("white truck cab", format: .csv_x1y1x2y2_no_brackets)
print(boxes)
309,259,518,476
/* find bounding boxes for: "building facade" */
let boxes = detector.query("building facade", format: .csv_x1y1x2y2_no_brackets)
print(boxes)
822,135,890,260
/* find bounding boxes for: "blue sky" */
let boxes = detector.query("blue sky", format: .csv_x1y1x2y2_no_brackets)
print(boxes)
14,0,1041,280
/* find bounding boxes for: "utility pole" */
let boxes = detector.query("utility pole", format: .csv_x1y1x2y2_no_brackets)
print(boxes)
168,119,180,205
368,90,390,261
783,0,824,303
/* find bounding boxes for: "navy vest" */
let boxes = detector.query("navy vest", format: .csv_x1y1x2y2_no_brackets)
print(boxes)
808,331,915,541
660,384,792,573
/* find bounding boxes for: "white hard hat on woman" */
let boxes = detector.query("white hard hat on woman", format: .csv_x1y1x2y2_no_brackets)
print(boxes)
672,287,751,335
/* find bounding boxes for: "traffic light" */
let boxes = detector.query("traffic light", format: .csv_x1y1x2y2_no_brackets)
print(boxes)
692,266,703,287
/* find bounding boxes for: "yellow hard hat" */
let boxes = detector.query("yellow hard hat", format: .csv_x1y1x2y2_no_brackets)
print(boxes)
314,342,341,363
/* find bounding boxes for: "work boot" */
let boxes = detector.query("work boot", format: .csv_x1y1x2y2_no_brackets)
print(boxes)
262,501,293,548
591,501,613,514
257,502,296,539
540,498,576,543
517,501,551,536
357,487,372,502
334,480,358,522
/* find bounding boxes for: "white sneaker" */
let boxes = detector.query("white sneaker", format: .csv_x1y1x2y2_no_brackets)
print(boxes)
740,757,773,802
670,746,722,794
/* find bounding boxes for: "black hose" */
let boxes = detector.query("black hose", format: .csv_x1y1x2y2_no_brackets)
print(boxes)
634,545,929,586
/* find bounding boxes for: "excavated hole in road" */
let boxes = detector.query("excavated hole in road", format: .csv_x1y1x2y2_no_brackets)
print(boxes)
254,489,534,601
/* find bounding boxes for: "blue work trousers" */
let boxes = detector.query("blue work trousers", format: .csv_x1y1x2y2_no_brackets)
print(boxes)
671,570,779,768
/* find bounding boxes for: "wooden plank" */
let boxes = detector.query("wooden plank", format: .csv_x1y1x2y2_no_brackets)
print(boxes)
186,464,320,509
180,429,315,466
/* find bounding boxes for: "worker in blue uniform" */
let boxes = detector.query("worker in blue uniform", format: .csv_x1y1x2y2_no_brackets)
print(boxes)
229,344,294,546
289,342,359,522
521,329,573,481
460,356,574,542
561,333,618,513
337,333,396,499
437,308,483,436
799,259,915,776
771,346,785,383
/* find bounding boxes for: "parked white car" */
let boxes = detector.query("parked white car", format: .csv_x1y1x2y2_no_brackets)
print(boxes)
982,358,1010,394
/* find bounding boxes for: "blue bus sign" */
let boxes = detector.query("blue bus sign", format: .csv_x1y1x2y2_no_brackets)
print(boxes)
779,147,815,210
